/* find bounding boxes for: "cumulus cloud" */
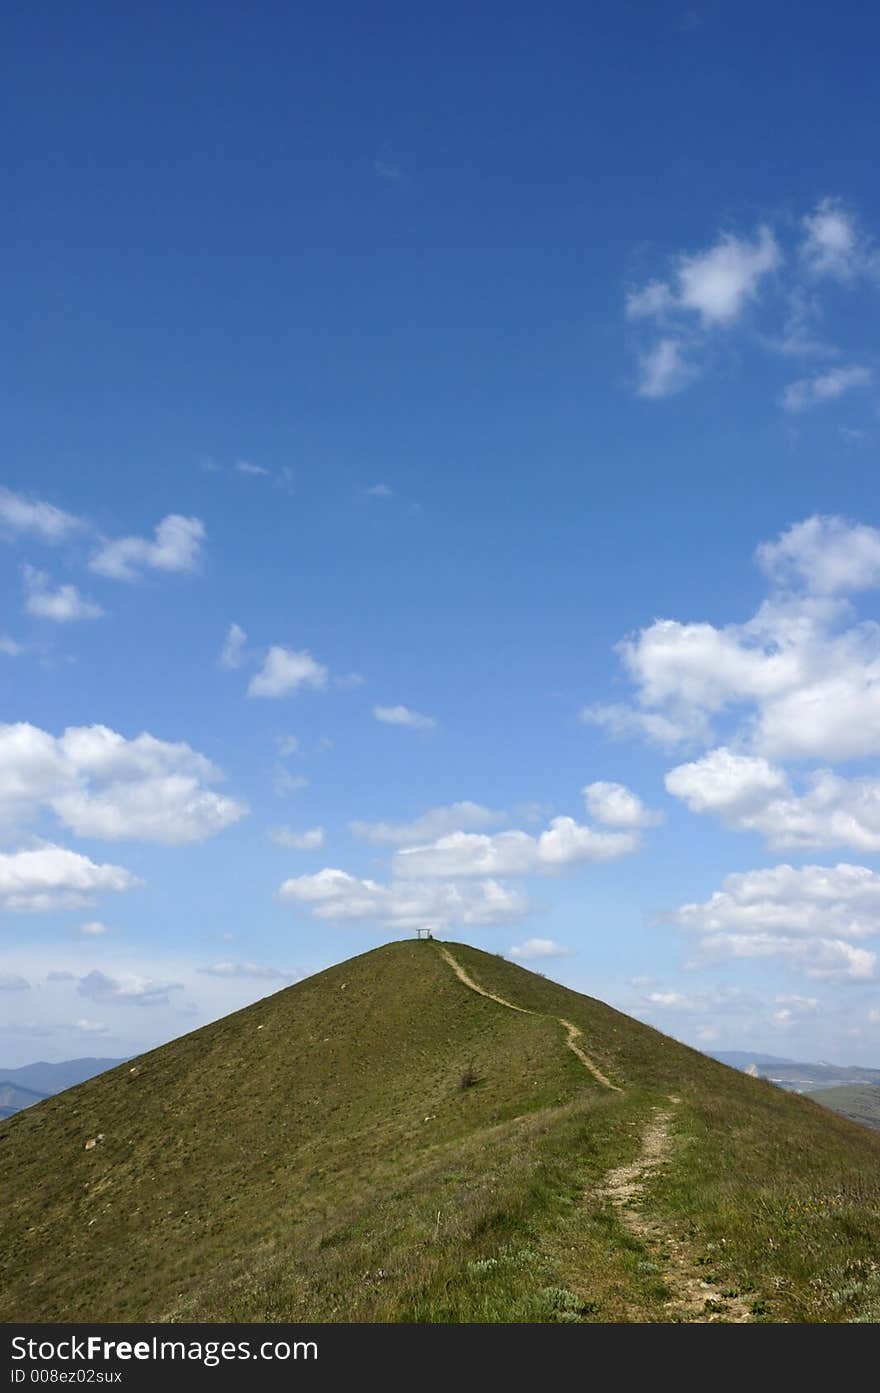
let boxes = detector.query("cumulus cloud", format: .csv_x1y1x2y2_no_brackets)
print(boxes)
0,845,139,912
582,781,662,829
635,338,696,398
75,1018,109,1033
22,566,103,622
366,483,394,497
800,198,876,281
279,868,527,931
670,862,880,981
756,515,880,595
0,721,247,844
781,365,871,413
0,636,22,657
78,968,182,1007
219,622,248,669
392,818,638,879
235,460,269,477
667,748,880,853
373,704,437,731
248,646,328,698
509,938,573,961
90,514,205,581
350,802,505,847
589,518,880,762
628,226,780,329
666,748,788,817
269,825,325,851
624,201,880,404
0,487,84,542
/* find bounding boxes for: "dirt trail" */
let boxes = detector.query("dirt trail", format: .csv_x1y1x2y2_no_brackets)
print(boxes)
436,944,621,1092
599,1103,752,1323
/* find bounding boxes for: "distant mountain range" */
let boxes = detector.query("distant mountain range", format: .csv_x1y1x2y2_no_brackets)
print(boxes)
0,1059,126,1117
711,1050,880,1092
711,1050,880,1133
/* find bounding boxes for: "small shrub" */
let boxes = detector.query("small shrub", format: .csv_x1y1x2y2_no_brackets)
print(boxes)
459,1063,480,1091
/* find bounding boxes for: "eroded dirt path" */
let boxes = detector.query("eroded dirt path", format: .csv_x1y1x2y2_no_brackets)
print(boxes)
599,1102,752,1323
436,945,621,1092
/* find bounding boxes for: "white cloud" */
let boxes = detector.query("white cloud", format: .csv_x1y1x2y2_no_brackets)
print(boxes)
676,227,781,325
625,280,676,320
591,520,880,762
392,817,638,879
78,968,182,1007
667,748,880,853
279,868,527,931
756,515,880,595
781,365,871,413
373,704,437,730
219,622,248,669
75,1018,109,1033
80,920,111,936
90,514,205,581
0,486,84,542
0,845,139,912
509,938,573,961
273,768,308,796
665,748,788,817
671,862,880,981
801,198,876,281
269,825,325,851
350,801,505,846
635,338,696,398
22,565,103,622
235,460,269,477
0,636,22,657
0,721,247,844
629,226,780,329
582,781,662,828
276,735,300,757
248,646,328,698
771,994,819,1028
0,972,31,991
367,483,394,497
198,962,289,980
580,703,697,750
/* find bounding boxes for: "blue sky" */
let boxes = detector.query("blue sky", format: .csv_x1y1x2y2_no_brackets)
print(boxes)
3,1,880,1067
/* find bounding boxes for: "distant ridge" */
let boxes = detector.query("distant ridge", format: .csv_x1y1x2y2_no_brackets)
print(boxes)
0,1058,127,1102
712,1050,880,1092
0,1081,48,1120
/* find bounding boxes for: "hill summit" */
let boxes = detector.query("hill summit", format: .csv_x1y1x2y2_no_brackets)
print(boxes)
3,938,880,1323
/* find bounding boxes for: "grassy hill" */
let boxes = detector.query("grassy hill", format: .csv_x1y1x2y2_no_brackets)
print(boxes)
806,1083,880,1133
3,938,880,1324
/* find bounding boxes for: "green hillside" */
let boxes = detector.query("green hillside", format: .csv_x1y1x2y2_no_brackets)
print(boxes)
806,1083,880,1133
2,939,880,1323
